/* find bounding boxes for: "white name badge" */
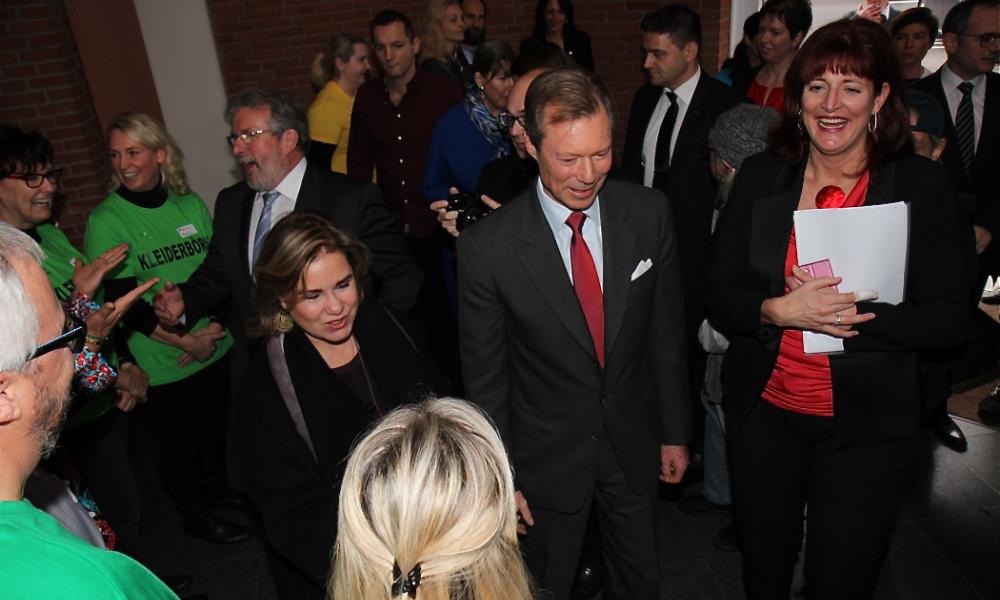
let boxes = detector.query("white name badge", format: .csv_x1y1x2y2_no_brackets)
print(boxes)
177,224,198,238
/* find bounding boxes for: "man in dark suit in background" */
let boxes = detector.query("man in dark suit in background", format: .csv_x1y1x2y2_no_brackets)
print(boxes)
913,0,1000,427
459,68,692,600
153,87,421,385
622,6,745,339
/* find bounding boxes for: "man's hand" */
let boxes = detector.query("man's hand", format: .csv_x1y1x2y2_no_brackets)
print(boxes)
515,490,535,535
72,243,128,299
177,322,226,367
974,225,992,255
855,1,883,22
153,281,185,326
430,199,461,238
114,362,149,412
659,444,689,484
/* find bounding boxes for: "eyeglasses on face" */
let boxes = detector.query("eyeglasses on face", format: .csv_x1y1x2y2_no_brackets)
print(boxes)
31,318,85,360
225,129,279,147
955,31,1000,47
498,111,526,131
2,168,63,189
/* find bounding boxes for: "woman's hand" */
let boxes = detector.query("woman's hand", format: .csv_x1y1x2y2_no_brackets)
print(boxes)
761,266,876,338
72,243,128,299
430,199,460,238
177,322,226,367
84,277,160,341
114,362,149,412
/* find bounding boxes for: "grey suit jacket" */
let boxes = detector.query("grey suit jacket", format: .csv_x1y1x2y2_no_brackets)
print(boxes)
457,178,692,512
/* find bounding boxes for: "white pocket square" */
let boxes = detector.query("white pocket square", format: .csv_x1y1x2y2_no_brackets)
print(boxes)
630,258,653,281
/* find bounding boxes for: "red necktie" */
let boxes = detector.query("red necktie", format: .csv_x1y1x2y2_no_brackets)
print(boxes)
566,212,604,368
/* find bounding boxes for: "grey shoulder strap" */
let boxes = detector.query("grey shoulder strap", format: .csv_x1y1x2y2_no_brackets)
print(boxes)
266,335,317,462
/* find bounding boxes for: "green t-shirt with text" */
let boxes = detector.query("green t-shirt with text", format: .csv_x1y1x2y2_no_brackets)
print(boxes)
84,191,233,386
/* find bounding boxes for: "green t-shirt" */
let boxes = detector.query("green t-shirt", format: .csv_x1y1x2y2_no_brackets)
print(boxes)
0,499,178,599
36,223,114,428
84,191,233,386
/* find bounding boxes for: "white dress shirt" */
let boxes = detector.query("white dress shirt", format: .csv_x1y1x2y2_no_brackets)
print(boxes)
536,177,604,290
246,157,307,270
941,64,987,151
641,67,701,187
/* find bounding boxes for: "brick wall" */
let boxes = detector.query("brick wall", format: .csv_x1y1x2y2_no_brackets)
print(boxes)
207,0,731,156
0,0,108,245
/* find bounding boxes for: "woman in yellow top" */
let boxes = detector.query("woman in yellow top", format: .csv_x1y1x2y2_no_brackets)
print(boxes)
307,33,371,174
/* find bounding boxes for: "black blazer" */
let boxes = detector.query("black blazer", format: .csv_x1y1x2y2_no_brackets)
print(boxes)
180,159,423,351
912,71,1000,241
237,302,440,596
457,178,692,513
709,152,971,447
621,74,746,327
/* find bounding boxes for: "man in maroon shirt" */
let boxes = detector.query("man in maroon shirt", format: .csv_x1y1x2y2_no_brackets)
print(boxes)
348,9,463,385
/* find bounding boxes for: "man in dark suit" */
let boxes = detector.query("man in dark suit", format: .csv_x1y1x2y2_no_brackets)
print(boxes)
913,0,1000,433
153,88,421,381
621,5,746,338
458,68,692,600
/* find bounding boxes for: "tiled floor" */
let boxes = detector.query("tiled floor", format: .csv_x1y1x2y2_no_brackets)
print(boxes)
141,417,1000,600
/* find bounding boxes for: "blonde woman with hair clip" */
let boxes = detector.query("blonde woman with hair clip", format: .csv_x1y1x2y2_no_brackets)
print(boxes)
84,112,249,547
419,0,467,87
330,397,533,600
308,33,372,174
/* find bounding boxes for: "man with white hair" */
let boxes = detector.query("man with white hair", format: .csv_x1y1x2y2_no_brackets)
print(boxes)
0,223,176,599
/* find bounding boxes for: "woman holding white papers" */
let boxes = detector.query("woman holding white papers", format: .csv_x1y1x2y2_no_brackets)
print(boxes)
709,19,971,599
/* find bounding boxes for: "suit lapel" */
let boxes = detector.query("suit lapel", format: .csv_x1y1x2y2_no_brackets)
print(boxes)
239,186,255,280
518,190,599,363
865,160,896,207
670,77,709,173
600,187,635,359
978,74,1000,156
751,161,801,298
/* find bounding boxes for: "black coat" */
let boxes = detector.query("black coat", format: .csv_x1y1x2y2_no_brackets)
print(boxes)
709,152,971,446
621,74,747,329
913,71,1000,275
458,178,692,513
238,301,441,597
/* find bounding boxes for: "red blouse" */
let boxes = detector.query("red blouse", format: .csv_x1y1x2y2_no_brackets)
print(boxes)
761,171,870,416
748,80,785,114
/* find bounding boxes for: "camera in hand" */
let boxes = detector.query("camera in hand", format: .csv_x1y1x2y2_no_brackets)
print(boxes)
447,191,495,232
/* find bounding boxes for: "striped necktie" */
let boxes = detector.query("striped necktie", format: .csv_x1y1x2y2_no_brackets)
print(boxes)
252,190,280,267
955,81,976,179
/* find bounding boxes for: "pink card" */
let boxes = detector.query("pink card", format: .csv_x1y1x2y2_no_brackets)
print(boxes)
798,259,838,291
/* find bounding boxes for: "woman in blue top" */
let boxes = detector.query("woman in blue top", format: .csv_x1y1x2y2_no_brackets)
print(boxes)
421,40,514,205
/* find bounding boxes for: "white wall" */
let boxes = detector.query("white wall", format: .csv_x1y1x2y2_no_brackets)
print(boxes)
132,0,237,211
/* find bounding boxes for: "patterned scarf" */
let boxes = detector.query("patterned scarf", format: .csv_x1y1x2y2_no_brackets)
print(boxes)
464,87,510,160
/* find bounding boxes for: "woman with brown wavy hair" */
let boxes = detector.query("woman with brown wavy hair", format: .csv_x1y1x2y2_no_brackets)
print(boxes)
710,18,970,598
238,212,442,600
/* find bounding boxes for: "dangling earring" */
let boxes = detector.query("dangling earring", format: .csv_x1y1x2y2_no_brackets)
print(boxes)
868,112,878,134
797,108,803,134
274,311,294,334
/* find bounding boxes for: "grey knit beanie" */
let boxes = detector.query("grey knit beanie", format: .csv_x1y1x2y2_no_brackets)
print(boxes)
708,104,781,170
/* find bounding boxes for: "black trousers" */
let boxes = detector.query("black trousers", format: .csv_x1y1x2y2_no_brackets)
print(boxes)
728,399,917,599
520,428,659,600
136,354,232,522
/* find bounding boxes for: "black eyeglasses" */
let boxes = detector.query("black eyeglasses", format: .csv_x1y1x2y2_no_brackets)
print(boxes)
225,129,279,146
31,319,85,360
3,168,63,188
498,111,525,131
955,31,1000,47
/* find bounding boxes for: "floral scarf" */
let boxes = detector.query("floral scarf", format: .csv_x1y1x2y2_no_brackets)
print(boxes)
463,88,510,160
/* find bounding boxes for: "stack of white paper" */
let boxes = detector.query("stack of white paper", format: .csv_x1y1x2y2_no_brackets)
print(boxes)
793,202,910,353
